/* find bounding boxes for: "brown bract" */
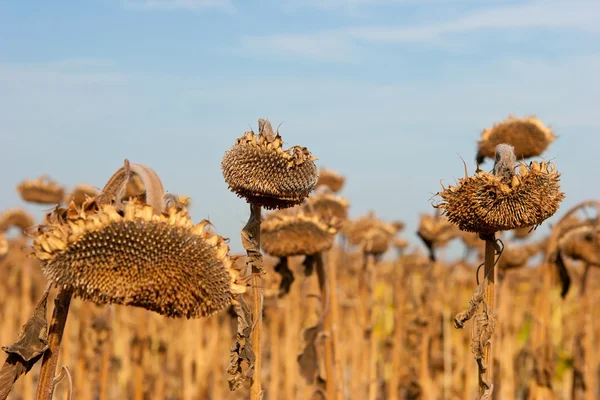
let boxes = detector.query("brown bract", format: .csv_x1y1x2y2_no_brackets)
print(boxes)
221,128,318,210
437,160,564,234
17,176,65,205
31,200,245,318
476,116,556,163
261,211,338,257
316,168,345,193
0,208,35,234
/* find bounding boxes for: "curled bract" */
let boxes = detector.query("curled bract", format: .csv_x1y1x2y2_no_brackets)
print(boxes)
436,160,564,234
221,120,318,210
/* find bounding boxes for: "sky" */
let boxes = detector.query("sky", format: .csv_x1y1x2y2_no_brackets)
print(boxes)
1,0,599,255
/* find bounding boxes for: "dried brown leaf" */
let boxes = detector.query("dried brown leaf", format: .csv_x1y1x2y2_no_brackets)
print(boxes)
297,324,322,384
227,295,255,391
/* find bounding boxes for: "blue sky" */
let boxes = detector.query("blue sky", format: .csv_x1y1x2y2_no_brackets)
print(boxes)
1,0,599,254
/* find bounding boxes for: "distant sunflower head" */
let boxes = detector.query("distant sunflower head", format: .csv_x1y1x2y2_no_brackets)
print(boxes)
417,213,456,248
0,234,7,258
303,191,349,222
436,160,564,234
344,214,397,256
17,175,65,205
261,211,338,257
221,119,318,210
476,116,556,164
315,168,345,193
0,208,35,235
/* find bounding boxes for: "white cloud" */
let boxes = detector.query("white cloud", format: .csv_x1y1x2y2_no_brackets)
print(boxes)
124,0,235,12
242,1,600,60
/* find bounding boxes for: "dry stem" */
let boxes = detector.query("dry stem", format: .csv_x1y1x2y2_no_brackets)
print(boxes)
478,235,497,398
242,203,264,400
315,253,336,400
35,288,73,400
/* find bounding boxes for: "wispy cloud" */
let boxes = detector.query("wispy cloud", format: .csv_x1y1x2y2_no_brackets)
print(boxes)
124,0,235,12
242,1,600,60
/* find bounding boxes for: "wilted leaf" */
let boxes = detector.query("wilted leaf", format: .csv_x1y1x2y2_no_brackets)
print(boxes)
0,289,49,400
297,324,322,384
227,295,255,391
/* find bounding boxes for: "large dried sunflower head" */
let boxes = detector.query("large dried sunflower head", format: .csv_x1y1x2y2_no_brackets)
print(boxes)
436,160,564,234
303,191,349,222
476,116,556,163
32,200,245,318
64,184,99,207
17,175,65,205
261,211,338,257
0,208,35,234
316,168,345,193
221,119,318,210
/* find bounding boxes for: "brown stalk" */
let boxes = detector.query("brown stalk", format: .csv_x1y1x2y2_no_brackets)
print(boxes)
327,249,344,400
35,288,73,400
388,257,405,400
315,253,336,400
268,305,281,400
132,310,147,400
20,261,33,400
478,234,497,398
242,203,264,400
99,307,113,400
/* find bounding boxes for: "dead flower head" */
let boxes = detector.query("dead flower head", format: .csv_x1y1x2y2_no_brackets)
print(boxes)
315,168,345,193
31,160,245,318
476,115,556,164
17,175,65,205
436,158,564,234
261,211,339,257
221,119,318,210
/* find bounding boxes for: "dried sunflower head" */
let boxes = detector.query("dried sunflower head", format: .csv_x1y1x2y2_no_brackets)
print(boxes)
0,208,35,234
316,168,345,193
32,160,245,318
417,213,457,248
437,160,564,234
17,175,65,205
32,200,245,318
303,191,349,222
476,116,556,163
560,225,600,266
393,237,410,251
261,211,338,257
221,119,318,210
64,184,99,207
344,214,397,256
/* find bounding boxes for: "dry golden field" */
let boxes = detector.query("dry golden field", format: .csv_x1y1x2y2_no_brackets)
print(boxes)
1,117,598,400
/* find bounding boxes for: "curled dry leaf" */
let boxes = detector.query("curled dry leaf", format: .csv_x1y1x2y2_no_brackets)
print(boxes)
297,324,322,384
454,278,486,329
0,289,49,400
228,295,255,391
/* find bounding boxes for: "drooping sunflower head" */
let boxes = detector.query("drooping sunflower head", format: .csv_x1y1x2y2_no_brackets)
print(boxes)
261,210,338,257
17,175,65,205
436,160,564,234
31,160,245,318
221,119,319,210
315,168,345,193
476,116,556,163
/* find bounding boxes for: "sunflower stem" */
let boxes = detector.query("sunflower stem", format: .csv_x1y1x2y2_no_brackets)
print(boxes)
35,289,72,400
478,235,497,397
315,253,337,400
243,203,264,400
